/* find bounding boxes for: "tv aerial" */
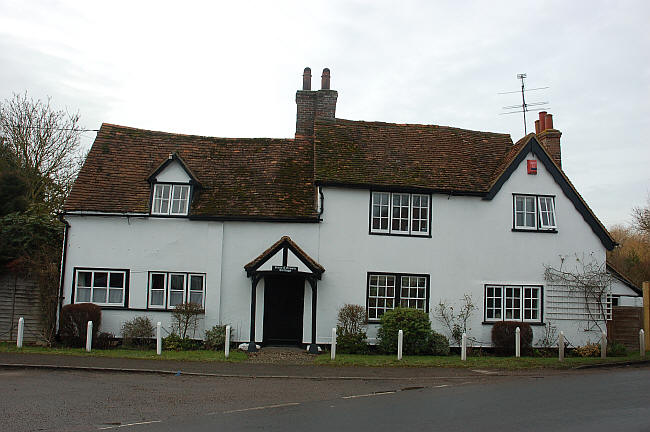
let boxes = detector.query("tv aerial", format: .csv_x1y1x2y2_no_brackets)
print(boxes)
499,73,549,135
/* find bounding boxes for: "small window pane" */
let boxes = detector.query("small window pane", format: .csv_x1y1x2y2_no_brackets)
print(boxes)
170,274,185,290
169,292,183,307
151,274,165,290
93,288,107,303
77,287,91,302
93,272,108,287
78,272,92,287
151,290,164,306
109,273,124,288
108,289,123,304
190,292,203,305
190,275,203,291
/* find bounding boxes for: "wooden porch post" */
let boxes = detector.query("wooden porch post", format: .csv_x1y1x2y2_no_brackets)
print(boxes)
248,275,261,352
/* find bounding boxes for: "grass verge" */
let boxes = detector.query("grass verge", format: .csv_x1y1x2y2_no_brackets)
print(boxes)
0,343,247,362
313,352,649,369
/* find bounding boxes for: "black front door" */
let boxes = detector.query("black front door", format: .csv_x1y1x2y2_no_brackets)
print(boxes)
263,276,304,345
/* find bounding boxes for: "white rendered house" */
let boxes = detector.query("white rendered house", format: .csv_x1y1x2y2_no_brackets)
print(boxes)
60,68,639,351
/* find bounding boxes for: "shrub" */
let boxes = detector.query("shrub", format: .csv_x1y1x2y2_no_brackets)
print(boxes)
59,303,102,347
336,327,369,354
377,308,432,355
428,331,450,356
95,332,115,349
337,304,367,334
575,343,600,357
171,302,204,339
607,341,628,357
204,325,232,350
163,333,200,351
334,304,369,354
121,316,155,348
491,321,533,356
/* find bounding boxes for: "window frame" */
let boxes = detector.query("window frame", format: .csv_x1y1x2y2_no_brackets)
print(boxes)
151,183,191,216
484,284,543,324
512,194,557,233
146,271,206,310
72,268,129,308
366,272,430,323
369,191,432,237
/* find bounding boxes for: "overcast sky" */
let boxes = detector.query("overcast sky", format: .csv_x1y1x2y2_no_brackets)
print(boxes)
1,0,648,228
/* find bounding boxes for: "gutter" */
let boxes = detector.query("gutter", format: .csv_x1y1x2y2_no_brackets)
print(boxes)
57,214,70,335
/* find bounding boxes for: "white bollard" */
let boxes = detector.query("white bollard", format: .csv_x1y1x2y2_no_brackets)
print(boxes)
640,329,646,358
331,328,337,360
515,327,521,358
156,322,162,355
461,333,467,361
225,325,231,359
559,331,564,362
86,321,93,352
17,317,24,348
397,329,403,360
601,332,607,359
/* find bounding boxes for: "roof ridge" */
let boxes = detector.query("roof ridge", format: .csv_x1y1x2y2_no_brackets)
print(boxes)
100,123,295,142
316,117,512,137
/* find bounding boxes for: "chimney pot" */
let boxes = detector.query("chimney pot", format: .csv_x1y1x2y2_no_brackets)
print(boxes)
538,111,547,132
302,67,312,91
545,113,553,130
321,68,330,90
534,120,540,135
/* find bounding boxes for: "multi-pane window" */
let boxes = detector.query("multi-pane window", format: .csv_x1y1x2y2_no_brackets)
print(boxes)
484,284,542,323
152,184,190,216
75,269,127,307
485,285,502,320
147,272,205,309
367,275,395,320
513,194,557,231
367,273,429,321
399,276,427,310
370,192,430,236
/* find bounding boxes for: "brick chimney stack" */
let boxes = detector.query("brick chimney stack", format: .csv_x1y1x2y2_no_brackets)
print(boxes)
535,111,562,167
296,67,338,138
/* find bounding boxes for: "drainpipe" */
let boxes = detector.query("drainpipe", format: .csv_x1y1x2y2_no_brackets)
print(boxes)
57,214,70,336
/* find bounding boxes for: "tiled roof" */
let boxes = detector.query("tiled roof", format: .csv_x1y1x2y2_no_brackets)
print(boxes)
314,118,514,194
65,124,318,219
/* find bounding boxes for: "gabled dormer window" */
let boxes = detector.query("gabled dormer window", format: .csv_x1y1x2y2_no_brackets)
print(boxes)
152,183,190,216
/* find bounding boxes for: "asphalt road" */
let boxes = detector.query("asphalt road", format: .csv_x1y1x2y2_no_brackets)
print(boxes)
2,366,650,431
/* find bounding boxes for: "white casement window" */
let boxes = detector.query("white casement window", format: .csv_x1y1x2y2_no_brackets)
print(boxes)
538,196,556,229
371,192,390,233
485,285,503,320
367,273,429,321
75,269,127,307
399,276,427,310
152,184,190,216
513,194,557,231
148,273,167,309
148,271,206,310
514,195,537,229
485,284,542,323
367,274,396,320
168,273,187,307
370,192,430,236
188,274,205,306
391,193,410,233
411,194,430,234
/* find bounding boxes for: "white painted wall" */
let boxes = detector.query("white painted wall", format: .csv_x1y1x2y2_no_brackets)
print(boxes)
62,151,616,347
154,160,191,183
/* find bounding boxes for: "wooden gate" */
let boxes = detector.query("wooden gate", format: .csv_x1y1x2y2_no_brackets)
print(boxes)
0,273,42,343
607,306,643,350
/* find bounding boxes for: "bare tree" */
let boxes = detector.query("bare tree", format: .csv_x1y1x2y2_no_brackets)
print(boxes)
0,92,84,211
632,196,650,236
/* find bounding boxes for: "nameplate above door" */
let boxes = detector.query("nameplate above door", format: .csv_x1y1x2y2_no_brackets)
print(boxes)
272,265,298,273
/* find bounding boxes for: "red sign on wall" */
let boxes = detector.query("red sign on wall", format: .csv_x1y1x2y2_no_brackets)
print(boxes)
527,160,537,175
